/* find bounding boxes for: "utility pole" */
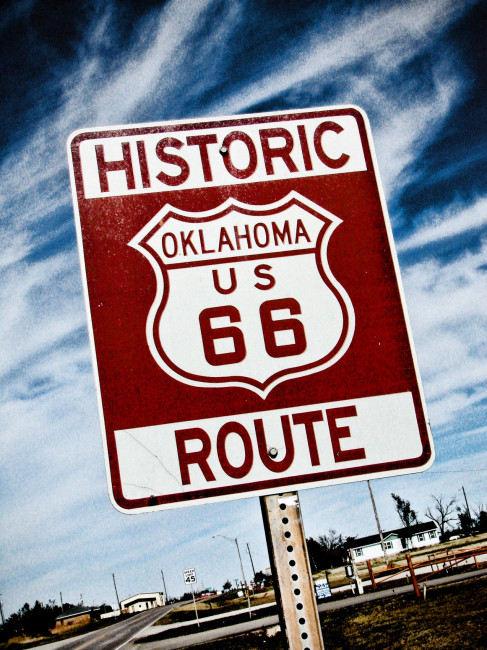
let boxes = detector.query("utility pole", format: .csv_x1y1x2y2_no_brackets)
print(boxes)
112,573,121,613
60,592,64,612
246,543,256,582
235,538,252,618
367,480,388,566
161,569,169,603
213,535,252,619
0,594,5,625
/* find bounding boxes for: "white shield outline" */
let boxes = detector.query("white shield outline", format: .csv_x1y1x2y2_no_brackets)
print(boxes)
129,191,355,397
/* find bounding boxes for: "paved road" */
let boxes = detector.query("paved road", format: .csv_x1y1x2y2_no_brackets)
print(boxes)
128,567,487,649
29,561,487,650
30,604,178,650
130,613,280,650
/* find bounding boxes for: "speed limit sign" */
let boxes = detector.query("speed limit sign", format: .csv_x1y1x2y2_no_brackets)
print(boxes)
68,105,433,512
183,568,197,585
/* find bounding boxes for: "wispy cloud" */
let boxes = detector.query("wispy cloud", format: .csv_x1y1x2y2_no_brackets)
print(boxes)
0,0,474,392
398,194,487,252
402,208,487,425
208,0,471,198
212,0,469,111
0,251,86,383
0,0,474,263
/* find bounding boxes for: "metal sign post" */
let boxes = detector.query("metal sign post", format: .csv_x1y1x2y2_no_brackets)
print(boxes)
183,568,199,627
261,492,324,649
190,582,199,627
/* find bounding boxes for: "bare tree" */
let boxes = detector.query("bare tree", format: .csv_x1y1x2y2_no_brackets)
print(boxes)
425,495,456,540
474,503,487,533
391,493,418,528
473,502,486,517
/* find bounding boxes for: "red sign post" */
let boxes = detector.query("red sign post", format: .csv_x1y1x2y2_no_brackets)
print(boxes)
68,106,433,513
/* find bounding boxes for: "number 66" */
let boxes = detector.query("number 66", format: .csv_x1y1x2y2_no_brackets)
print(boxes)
199,298,307,366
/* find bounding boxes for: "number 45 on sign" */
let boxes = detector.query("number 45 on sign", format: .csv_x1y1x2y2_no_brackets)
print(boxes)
183,568,197,585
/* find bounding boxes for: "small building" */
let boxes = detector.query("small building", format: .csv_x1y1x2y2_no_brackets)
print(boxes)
120,592,165,614
55,605,93,629
100,608,120,620
54,604,112,629
347,522,440,562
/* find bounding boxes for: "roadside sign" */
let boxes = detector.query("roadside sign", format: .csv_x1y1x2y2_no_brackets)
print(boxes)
183,568,197,585
183,568,200,627
314,578,332,600
67,105,434,513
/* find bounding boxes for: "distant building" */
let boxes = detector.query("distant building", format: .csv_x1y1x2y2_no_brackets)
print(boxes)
54,604,113,629
347,522,440,562
55,605,93,629
100,608,120,620
120,592,165,613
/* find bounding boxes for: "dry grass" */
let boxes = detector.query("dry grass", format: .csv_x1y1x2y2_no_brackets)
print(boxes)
181,577,487,649
157,589,275,624
320,578,487,648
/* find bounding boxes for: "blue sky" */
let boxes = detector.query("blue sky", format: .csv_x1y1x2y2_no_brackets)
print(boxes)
1,0,486,617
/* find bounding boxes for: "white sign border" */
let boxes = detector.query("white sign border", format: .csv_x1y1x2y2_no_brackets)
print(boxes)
67,104,434,515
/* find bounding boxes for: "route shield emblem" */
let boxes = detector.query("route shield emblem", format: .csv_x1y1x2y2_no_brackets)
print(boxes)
130,191,354,397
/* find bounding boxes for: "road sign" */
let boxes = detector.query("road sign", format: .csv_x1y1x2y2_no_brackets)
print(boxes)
183,568,200,627
67,105,434,513
314,578,332,600
183,568,197,585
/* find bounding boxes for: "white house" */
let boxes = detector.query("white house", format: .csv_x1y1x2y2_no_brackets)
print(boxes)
120,592,165,613
347,522,440,562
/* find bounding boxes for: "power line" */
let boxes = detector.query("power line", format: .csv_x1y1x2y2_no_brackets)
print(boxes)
426,469,487,473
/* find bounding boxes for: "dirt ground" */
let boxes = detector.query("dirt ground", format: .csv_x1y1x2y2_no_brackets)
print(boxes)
183,576,487,649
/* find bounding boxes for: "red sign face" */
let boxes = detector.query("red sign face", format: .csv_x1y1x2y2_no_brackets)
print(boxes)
68,106,434,512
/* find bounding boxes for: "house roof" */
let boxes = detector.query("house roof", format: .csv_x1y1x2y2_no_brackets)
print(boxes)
346,521,438,550
120,592,163,606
